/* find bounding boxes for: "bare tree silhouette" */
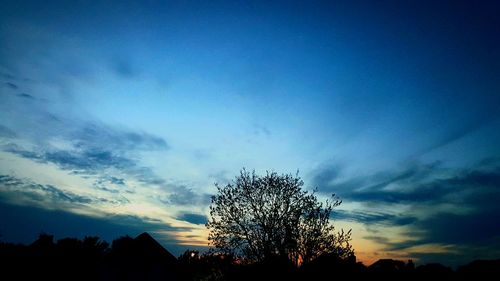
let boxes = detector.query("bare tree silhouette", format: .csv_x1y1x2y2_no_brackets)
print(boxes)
206,169,353,265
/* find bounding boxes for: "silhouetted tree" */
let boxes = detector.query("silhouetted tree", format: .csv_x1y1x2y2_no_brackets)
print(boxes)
82,236,109,255
206,169,353,265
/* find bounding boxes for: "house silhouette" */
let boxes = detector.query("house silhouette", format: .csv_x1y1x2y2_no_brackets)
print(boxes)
103,232,180,281
134,232,178,264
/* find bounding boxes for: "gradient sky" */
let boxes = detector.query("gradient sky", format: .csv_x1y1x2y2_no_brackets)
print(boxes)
1,0,499,266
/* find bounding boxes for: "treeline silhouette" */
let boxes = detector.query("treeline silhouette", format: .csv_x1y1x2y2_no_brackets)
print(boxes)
0,232,498,280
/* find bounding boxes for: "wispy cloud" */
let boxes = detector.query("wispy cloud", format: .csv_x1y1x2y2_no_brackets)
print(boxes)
5,144,135,173
0,95,168,176
164,185,212,206
334,210,417,226
177,213,208,225
415,112,500,157
310,163,343,191
4,82,18,89
314,159,500,264
0,174,95,205
16,93,35,99
340,162,500,206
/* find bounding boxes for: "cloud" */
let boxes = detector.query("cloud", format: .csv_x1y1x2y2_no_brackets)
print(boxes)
334,210,417,226
208,170,232,186
1,116,210,211
0,100,210,211
0,174,96,205
415,212,500,246
177,213,208,225
310,163,342,192
0,200,192,255
410,242,500,267
160,185,212,207
362,235,391,246
4,144,134,174
311,162,444,197
311,161,442,202
108,176,126,185
356,160,499,208
0,174,199,251
91,176,132,196
351,164,500,205
4,82,18,89
0,65,175,218
414,104,500,157
0,72,15,80
1,112,169,183
313,159,500,264
73,122,169,151
318,160,500,206
0,125,16,138
17,93,35,99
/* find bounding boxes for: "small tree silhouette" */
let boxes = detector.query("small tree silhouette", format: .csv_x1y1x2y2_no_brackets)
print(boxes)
206,169,353,265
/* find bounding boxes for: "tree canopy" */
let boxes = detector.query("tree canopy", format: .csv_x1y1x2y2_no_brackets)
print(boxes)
206,169,353,265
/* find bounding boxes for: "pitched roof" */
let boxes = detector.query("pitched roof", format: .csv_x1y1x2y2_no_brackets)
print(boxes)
134,232,177,264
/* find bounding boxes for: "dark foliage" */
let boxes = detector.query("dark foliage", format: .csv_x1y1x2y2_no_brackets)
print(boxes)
0,232,178,281
0,233,109,280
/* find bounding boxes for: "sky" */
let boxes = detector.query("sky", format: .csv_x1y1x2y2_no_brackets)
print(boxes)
1,0,499,266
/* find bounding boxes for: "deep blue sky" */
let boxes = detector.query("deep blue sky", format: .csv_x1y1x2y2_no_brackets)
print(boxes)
1,0,499,265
